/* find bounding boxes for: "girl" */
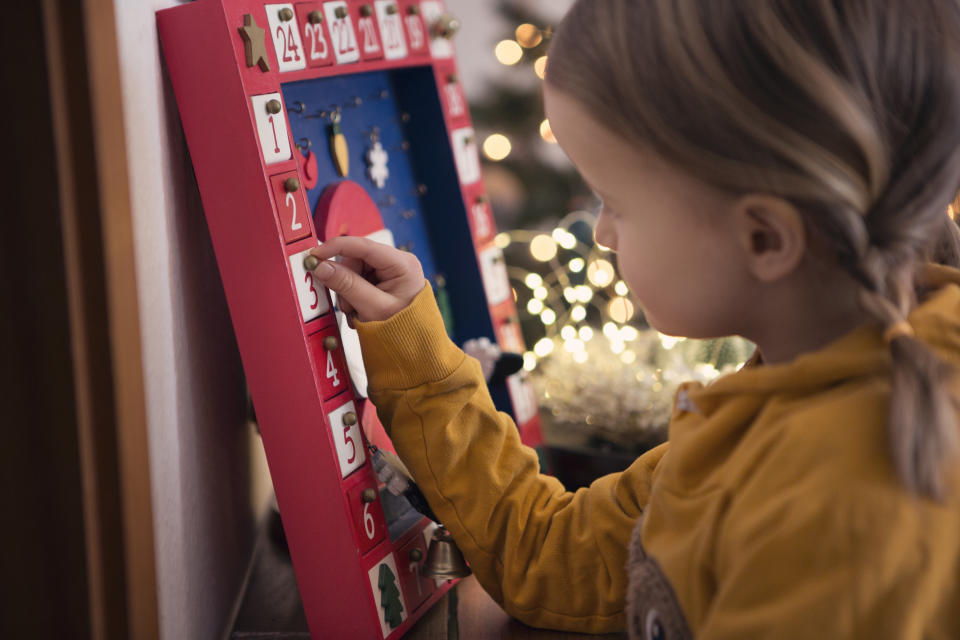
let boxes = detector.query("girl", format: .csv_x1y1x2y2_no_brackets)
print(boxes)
310,1,960,637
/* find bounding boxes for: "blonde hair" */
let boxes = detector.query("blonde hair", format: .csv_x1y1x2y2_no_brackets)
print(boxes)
546,0,960,499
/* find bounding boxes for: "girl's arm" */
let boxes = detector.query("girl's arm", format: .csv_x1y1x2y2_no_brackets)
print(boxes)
310,238,668,633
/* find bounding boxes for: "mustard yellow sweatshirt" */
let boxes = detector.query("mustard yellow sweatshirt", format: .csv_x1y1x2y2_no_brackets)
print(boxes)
355,264,960,639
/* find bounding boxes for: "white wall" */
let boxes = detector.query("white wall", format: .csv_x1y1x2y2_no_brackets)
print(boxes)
112,2,273,638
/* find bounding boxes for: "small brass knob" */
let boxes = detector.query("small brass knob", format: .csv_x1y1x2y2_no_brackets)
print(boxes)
432,13,460,39
361,488,377,503
343,411,357,426
266,99,282,114
323,335,339,351
407,5,420,15
335,6,347,19
303,255,320,271
386,4,398,15
409,548,423,562
475,194,488,205
284,177,300,192
279,7,293,21
360,4,373,17
308,10,322,24
447,73,458,84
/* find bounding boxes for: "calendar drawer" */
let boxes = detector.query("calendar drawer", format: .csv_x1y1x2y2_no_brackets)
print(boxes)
346,473,387,554
307,327,350,400
396,532,434,610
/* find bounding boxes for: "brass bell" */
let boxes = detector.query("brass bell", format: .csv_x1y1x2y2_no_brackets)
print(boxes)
421,525,471,579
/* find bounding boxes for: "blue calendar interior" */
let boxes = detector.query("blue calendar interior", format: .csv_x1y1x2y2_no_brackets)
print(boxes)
282,69,439,279
281,67,515,415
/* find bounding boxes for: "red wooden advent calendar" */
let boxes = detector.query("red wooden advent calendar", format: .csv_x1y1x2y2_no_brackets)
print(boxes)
157,1,542,637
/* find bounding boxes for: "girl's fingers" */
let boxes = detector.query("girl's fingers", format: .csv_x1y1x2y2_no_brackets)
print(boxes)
311,258,398,321
310,236,406,272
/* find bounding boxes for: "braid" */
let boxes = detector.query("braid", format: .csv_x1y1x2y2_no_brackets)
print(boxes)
836,216,960,500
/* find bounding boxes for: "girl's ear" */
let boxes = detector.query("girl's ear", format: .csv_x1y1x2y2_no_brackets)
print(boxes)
733,194,806,282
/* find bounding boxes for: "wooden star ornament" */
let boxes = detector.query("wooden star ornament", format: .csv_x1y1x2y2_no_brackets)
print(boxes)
238,14,270,72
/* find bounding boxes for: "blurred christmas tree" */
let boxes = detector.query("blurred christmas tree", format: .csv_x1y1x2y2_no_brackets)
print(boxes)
469,1,592,230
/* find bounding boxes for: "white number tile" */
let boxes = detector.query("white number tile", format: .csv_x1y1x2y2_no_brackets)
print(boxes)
289,248,330,322
507,374,538,425
451,127,480,185
419,1,453,58
323,1,361,64
328,400,366,478
265,3,307,72
251,93,293,165
375,0,408,59
368,553,408,637
478,246,510,305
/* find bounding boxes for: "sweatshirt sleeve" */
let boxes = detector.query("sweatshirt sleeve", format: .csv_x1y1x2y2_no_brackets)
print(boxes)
354,282,669,633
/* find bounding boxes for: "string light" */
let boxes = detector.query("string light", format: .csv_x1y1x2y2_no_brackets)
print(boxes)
568,257,585,272
587,258,615,287
539,119,557,143
530,234,558,261
524,273,543,288
534,56,548,79
578,326,594,341
494,232,511,249
540,308,556,325
607,297,635,323
515,24,543,48
483,133,512,160
523,352,537,371
614,280,629,296
527,298,544,314
571,304,587,322
533,337,554,357
494,39,523,65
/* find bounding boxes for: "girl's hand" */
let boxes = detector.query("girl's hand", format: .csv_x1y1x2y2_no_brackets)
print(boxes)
308,236,426,322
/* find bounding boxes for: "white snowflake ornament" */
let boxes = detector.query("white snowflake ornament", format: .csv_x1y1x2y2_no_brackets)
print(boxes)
366,140,390,188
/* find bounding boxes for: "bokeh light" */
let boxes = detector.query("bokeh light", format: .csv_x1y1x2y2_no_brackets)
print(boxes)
530,234,558,262
482,133,512,160
494,39,523,65
515,24,543,48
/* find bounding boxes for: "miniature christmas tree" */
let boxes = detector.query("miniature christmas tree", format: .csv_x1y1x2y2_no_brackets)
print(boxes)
378,563,404,629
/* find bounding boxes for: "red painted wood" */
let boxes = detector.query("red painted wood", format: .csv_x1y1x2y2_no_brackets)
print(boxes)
157,1,539,636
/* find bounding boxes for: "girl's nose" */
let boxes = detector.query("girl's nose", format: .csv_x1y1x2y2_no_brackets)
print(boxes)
593,208,618,251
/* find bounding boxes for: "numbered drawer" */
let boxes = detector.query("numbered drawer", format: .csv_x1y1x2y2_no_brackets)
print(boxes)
326,398,366,478
307,326,350,400
347,473,387,554
251,93,293,165
289,247,332,322
438,69,468,122
351,1,385,61
265,3,308,72
419,0,454,59
323,0,361,64
478,245,511,305
295,2,336,67
450,127,480,186
367,552,409,637
270,172,311,243
397,0,429,55
373,0,408,60
467,191,495,243
396,533,434,611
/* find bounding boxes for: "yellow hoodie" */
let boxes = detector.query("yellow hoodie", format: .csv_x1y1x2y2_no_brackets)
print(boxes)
355,264,960,639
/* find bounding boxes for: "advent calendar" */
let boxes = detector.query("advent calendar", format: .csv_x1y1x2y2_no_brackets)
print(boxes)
157,1,542,637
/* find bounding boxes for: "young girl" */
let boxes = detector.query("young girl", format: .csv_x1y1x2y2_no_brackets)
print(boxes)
310,1,960,637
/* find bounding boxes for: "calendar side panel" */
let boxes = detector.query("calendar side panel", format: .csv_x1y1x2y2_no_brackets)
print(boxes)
392,64,544,447
157,4,379,639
